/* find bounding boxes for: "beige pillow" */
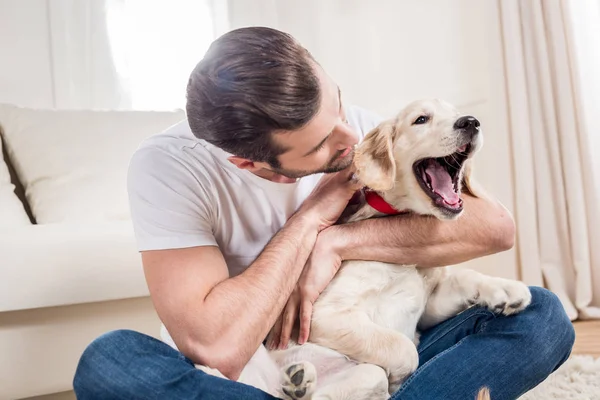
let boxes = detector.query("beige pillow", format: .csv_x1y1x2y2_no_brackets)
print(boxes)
0,104,185,224
0,135,31,227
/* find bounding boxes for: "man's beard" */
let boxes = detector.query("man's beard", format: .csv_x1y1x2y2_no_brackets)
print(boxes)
272,148,354,179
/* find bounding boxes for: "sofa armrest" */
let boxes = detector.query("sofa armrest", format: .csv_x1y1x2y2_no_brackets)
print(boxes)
0,221,149,312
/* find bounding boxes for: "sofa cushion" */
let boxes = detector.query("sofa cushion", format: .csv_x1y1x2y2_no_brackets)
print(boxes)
0,135,31,227
0,222,149,312
0,104,185,224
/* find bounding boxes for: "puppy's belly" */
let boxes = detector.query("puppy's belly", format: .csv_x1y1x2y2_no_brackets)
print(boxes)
237,343,356,396
271,343,358,388
238,344,282,395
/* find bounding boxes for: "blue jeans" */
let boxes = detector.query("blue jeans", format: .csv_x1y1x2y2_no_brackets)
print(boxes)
73,287,574,400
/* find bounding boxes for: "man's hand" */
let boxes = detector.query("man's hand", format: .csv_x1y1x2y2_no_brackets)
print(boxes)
265,169,360,350
297,168,362,231
267,226,342,349
264,168,361,351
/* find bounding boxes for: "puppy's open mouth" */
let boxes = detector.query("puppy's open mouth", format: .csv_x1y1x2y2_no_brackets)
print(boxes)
413,144,472,214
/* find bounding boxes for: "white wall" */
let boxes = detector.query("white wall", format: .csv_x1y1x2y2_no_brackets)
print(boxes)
0,0,54,108
0,0,123,109
228,0,518,279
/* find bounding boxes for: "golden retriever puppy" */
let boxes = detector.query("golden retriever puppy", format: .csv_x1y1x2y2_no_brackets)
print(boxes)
198,99,530,400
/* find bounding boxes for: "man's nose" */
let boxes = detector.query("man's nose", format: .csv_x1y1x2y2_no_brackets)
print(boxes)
334,123,359,148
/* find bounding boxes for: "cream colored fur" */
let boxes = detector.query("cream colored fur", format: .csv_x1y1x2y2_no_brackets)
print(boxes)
196,99,531,400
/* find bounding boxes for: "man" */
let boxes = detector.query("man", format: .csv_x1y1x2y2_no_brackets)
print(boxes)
73,27,574,399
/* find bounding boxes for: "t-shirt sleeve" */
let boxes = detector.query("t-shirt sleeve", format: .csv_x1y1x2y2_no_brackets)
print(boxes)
345,104,385,142
127,147,218,251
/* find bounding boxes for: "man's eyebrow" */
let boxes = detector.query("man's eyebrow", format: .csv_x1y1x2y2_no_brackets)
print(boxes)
303,87,342,157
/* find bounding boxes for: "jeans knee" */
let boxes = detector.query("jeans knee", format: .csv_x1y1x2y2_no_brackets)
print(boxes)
78,329,141,363
73,329,147,397
529,287,573,329
524,287,575,364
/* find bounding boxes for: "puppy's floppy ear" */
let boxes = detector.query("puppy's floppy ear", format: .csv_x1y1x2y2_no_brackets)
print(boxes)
461,159,488,199
354,122,397,191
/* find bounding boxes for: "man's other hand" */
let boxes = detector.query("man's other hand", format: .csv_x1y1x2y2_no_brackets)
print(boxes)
267,227,343,349
297,168,362,231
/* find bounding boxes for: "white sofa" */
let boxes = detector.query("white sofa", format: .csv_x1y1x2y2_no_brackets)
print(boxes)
0,104,186,399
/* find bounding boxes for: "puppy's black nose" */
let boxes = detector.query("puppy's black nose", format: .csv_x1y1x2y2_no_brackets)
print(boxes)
454,116,480,135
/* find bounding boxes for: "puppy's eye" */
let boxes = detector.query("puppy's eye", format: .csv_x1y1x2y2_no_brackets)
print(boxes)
413,115,429,125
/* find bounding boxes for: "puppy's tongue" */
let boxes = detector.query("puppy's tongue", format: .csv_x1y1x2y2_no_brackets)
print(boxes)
424,159,460,205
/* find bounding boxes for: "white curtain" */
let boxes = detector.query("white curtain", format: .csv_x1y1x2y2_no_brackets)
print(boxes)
46,0,227,110
47,0,131,109
498,0,600,320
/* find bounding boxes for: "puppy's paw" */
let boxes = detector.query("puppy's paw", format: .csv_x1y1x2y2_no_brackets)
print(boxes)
471,278,532,316
387,345,419,395
280,361,317,400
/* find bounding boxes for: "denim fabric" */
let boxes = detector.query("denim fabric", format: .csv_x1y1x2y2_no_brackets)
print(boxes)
73,287,574,400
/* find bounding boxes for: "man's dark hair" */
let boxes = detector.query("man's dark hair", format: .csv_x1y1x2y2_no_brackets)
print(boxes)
186,26,321,168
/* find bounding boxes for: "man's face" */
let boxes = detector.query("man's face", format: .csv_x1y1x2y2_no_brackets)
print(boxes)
268,65,359,179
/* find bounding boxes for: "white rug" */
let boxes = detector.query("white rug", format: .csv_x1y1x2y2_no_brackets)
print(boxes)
519,355,600,399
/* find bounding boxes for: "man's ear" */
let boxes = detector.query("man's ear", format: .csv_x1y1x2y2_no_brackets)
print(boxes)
228,156,268,172
461,159,488,199
353,122,397,191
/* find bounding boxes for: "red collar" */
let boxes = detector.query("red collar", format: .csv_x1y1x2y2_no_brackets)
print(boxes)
363,189,409,215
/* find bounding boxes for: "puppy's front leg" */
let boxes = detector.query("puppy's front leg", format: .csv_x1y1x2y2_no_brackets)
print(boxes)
311,311,418,393
420,268,532,330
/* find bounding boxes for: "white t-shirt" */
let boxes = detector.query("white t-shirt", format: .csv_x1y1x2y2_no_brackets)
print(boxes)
126,104,382,347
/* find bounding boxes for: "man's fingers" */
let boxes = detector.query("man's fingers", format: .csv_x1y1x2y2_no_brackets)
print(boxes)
337,166,362,190
279,298,298,349
298,300,313,345
338,167,356,182
349,175,363,191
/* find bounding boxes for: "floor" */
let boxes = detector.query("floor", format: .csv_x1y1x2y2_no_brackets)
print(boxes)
24,321,600,400
572,319,600,357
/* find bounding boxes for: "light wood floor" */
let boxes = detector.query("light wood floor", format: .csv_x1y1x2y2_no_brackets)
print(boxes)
573,320,600,357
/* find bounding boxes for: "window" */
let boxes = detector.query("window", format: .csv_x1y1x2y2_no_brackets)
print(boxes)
106,0,225,110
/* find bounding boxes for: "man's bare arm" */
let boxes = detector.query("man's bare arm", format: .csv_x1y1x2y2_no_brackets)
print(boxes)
323,194,516,268
143,212,317,380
